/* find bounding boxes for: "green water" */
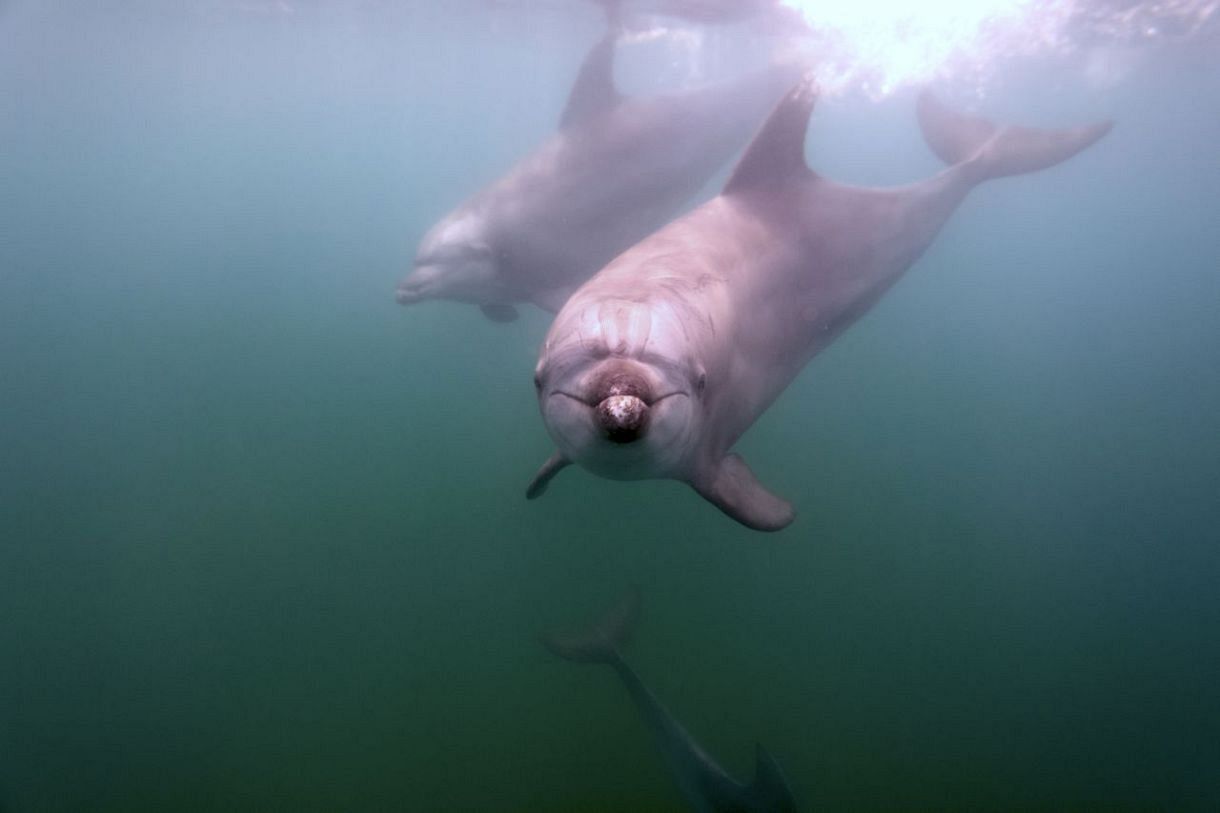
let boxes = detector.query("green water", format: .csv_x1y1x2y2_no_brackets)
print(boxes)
1,3,1218,811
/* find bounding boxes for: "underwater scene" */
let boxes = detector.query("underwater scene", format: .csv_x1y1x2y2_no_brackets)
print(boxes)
1,1,1218,810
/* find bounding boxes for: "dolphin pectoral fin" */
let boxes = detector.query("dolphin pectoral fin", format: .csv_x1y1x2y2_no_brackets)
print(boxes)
531,286,576,314
480,304,520,323
559,30,622,129
694,454,794,532
526,451,570,499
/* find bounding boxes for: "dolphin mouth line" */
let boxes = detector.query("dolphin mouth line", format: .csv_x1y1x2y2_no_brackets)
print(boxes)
552,390,687,408
395,286,422,305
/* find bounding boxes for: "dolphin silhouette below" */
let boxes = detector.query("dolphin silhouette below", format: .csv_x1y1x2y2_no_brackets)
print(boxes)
544,589,799,812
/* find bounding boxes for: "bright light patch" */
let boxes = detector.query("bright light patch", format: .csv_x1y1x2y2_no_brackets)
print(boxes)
782,0,1074,96
778,0,1219,97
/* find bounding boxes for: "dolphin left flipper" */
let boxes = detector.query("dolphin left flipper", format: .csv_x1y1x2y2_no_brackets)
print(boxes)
480,303,520,323
526,451,571,499
694,454,794,532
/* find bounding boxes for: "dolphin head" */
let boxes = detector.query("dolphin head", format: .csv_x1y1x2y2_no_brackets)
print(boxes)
396,212,498,306
535,303,705,480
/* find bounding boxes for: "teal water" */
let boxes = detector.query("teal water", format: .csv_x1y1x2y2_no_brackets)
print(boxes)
2,3,1219,811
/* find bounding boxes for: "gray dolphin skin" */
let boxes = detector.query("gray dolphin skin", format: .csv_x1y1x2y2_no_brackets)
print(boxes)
529,77,1112,530
395,23,803,322
545,589,799,813
612,0,809,28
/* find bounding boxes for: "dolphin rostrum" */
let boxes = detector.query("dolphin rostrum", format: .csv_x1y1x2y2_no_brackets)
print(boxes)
395,25,803,321
529,77,1112,530
544,589,799,812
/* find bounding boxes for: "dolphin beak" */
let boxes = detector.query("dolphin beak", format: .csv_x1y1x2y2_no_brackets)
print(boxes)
395,284,422,305
596,394,649,443
395,268,429,305
586,365,656,444
396,263,439,306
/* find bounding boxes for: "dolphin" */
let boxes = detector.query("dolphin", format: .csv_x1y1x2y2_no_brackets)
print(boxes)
395,24,803,321
609,0,810,29
544,589,799,812
528,78,1112,530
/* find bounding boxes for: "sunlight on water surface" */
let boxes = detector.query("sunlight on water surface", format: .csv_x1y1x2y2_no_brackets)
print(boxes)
779,0,1217,95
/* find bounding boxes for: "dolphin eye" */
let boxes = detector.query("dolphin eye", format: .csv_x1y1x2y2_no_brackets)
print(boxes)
533,371,543,391
696,372,707,393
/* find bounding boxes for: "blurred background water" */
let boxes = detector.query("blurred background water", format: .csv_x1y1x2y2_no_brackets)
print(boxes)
1,1,1218,810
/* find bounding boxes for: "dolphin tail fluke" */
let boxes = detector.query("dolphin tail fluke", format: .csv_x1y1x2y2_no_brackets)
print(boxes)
916,92,1113,182
542,587,640,664
744,744,800,813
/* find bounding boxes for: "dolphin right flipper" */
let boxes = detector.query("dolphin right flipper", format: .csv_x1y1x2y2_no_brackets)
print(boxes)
526,451,571,499
694,454,794,532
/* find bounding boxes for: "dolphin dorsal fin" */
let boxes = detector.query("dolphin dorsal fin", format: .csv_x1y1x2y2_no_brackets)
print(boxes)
560,32,622,129
723,75,818,196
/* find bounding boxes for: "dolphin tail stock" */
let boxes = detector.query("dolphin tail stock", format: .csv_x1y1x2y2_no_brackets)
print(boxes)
542,587,640,665
916,92,1113,184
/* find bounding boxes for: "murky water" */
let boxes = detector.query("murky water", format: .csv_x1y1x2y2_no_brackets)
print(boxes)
1,2,1217,810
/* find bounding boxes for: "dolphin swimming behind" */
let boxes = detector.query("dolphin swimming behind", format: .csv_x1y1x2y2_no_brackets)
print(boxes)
396,21,803,322
544,589,799,812
528,77,1112,530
